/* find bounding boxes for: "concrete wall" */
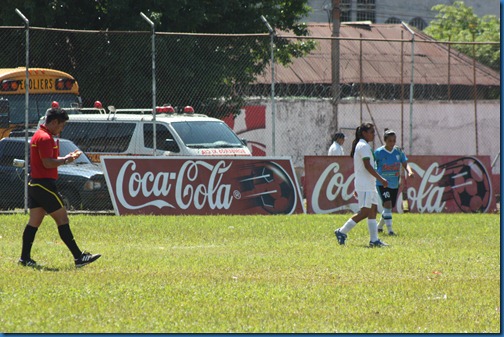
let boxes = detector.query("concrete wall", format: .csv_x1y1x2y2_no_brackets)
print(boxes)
237,99,500,173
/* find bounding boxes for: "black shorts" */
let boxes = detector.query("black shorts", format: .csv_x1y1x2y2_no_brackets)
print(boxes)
377,185,399,208
28,178,64,213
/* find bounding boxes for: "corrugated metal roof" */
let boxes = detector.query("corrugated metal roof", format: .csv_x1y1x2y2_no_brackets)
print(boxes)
255,23,500,86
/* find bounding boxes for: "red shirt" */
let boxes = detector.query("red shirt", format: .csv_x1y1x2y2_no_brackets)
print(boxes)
30,125,59,179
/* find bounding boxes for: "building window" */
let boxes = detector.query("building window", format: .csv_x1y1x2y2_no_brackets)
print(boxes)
409,17,427,30
385,17,402,24
356,0,375,22
340,0,352,22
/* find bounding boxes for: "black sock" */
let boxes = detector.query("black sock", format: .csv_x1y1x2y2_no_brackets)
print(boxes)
21,225,38,261
58,224,82,259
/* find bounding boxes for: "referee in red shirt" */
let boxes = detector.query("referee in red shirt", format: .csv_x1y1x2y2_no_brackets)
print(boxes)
19,106,101,268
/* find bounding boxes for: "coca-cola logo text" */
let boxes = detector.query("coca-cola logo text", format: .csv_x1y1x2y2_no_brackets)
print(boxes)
116,160,234,210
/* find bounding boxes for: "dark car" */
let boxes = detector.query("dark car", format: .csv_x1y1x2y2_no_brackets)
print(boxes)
0,137,112,210
9,128,36,138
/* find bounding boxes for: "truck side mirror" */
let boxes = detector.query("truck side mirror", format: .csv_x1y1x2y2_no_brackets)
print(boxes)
13,158,25,168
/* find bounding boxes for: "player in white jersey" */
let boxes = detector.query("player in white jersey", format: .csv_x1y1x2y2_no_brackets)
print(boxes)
334,123,389,247
328,132,345,156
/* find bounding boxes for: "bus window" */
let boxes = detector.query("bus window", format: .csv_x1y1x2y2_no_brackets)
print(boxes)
4,94,81,124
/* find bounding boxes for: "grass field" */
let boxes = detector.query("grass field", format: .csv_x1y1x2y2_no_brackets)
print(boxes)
0,213,500,333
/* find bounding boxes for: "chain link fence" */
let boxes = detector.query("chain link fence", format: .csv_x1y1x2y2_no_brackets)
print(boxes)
0,26,500,211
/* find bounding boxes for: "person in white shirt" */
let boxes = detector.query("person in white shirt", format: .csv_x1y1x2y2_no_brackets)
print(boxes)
328,132,345,156
334,122,389,247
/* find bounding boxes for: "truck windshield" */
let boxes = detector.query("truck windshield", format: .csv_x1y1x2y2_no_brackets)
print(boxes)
171,121,243,148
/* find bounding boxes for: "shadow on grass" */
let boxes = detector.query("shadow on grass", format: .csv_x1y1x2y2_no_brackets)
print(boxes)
19,263,99,272
19,264,61,272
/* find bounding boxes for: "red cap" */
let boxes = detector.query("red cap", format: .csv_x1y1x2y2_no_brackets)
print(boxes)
51,101,60,108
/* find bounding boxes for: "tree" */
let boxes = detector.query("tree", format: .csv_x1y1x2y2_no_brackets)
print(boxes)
424,1,500,71
0,0,316,117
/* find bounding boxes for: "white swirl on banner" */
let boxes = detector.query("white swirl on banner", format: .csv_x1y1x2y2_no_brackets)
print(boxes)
311,162,357,213
407,163,446,213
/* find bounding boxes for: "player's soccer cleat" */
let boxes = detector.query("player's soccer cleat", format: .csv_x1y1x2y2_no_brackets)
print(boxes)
377,228,384,233
18,258,39,267
75,251,101,268
388,231,396,236
369,239,389,247
334,229,347,245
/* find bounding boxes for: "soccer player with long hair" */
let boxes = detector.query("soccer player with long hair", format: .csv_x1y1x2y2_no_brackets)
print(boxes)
334,122,389,247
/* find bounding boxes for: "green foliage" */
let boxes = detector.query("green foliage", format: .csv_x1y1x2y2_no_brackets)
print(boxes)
0,0,316,117
424,1,500,71
0,213,499,332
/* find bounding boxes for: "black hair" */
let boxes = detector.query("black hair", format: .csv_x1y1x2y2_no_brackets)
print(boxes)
350,122,374,158
45,108,69,125
384,128,396,141
332,132,345,142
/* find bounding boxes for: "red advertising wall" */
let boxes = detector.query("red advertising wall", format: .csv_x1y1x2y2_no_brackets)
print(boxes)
304,155,496,214
102,156,304,215
222,105,267,156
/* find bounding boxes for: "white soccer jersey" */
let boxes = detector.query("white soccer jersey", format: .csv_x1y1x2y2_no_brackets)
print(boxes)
353,139,376,191
328,141,344,156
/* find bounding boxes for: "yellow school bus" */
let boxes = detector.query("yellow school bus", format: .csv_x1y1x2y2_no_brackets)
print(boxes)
0,67,81,137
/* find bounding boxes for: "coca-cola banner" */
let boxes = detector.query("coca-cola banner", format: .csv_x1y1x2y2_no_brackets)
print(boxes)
101,156,305,215
304,155,496,214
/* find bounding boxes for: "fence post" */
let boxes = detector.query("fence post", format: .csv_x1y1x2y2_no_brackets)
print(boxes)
447,36,451,100
472,34,479,155
359,33,363,124
331,0,341,134
409,34,415,155
400,30,404,148
261,15,276,156
403,22,415,155
140,12,157,154
15,8,29,214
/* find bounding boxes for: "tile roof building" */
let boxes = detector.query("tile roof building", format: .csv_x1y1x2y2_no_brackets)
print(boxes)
253,23,500,100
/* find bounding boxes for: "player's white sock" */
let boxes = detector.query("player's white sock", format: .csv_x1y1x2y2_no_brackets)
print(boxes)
368,219,379,242
385,219,393,232
383,208,393,232
339,218,357,234
377,216,385,230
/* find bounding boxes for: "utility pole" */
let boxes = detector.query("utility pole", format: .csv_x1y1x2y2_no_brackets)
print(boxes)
331,0,341,132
